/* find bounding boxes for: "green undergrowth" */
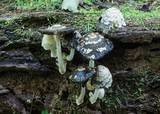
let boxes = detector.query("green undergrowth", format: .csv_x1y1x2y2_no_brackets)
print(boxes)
1,1,160,36
119,3,160,29
15,0,160,24
101,69,160,113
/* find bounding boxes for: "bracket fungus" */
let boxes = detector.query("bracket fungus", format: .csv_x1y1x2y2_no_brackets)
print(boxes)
89,65,113,104
73,31,114,68
69,67,96,105
61,0,83,13
98,7,126,33
39,24,74,74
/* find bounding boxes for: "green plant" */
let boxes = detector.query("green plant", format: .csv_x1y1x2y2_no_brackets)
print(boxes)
41,109,49,114
119,3,160,30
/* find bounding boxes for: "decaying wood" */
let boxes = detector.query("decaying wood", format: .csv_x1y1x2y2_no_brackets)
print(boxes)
109,29,160,43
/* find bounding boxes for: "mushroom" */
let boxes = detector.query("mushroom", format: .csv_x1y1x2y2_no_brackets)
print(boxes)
61,0,83,13
69,67,96,105
39,24,74,74
69,67,96,83
73,31,114,68
98,7,126,33
96,65,113,88
89,65,113,104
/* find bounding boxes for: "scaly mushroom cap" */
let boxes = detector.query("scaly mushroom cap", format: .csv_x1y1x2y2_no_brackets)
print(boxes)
69,67,96,83
98,7,126,32
74,32,114,60
96,65,113,88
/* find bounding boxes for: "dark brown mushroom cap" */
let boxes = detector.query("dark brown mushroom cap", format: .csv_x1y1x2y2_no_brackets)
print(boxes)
74,32,114,60
38,24,75,35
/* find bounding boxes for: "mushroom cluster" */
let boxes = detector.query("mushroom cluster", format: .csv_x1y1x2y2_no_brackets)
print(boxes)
39,5,126,105
69,65,113,105
98,7,126,33
40,24,75,74
69,31,114,105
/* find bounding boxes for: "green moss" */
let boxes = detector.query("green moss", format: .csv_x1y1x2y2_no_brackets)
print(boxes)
14,28,41,39
119,3,160,29
3,1,159,32
0,20,16,28
15,0,62,10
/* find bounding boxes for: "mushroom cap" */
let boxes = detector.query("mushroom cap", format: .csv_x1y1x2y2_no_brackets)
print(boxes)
73,32,114,60
98,7,126,31
69,67,96,83
96,65,113,88
42,35,55,50
39,24,74,35
61,0,82,12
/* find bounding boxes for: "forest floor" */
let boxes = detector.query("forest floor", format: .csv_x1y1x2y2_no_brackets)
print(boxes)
0,0,160,114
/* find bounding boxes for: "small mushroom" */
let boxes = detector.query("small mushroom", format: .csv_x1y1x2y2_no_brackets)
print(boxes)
39,24,74,74
69,67,96,105
98,7,126,33
73,31,114,68
89,65,113,104
69,67,96,83
61,0,83,13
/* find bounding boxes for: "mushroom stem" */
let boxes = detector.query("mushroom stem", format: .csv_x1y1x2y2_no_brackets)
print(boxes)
54,34,66,74
51,49,57,58
89,60,95,68
89,88,100,104
87,60,95,92
66,48,75,61
98,88,105,99
76,86,86,105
